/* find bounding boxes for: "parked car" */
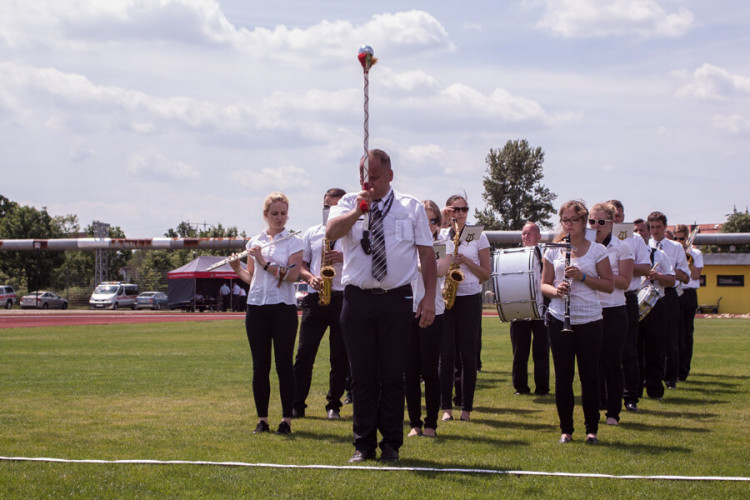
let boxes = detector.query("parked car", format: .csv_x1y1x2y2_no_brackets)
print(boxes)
135,291,169,310
20,291,68,310
89,282,139,310
295,282,309,309
1,285,17,309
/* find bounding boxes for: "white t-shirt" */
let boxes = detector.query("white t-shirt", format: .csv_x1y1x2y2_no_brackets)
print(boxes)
685,247,703,289
439,227,490,296
598,236,633,308
329,189,433,290
302,223,344,292
245,229,304,306
545,242,609,325
412,239,453,315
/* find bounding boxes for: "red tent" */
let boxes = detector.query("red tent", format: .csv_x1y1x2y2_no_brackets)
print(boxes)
167,256,246,311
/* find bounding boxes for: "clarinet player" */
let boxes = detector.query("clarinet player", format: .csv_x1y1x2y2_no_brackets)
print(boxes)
541,200,613,444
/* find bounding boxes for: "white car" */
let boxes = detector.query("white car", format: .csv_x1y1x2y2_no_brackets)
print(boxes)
20,291,68,310
0,285,17,309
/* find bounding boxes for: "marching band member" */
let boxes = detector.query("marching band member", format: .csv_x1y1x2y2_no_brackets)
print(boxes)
229,192,304,435
327,149,436,463
439,195,490,423
647,212,690,389
608,200,651,413
509,221,550,396
406,200,452,438
674,224,703,381
292,188,348,420
541,200,613,444
590,203,633,426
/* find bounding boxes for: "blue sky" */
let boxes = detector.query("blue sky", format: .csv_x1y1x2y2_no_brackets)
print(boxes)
1,0,748,238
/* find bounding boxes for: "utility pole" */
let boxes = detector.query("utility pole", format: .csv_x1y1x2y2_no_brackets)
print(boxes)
93,221,110,285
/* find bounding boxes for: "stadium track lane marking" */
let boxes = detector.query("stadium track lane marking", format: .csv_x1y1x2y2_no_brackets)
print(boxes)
1,457,748,482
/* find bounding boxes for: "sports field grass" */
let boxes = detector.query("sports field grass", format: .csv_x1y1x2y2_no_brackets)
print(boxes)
1,317,748,498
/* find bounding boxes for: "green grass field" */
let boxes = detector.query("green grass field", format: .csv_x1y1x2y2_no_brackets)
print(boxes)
1,317,749,498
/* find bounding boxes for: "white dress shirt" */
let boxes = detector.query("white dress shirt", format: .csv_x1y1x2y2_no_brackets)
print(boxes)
623,235,651,292
599,236,634,308
650,237,690,280
245,229,304,306
329,189,433,290
412,239,453,315
438,227,490,296
303,223,344,292
642,247,675,298
686,247,704,289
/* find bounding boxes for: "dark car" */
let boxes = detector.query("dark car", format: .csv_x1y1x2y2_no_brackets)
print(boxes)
20,291,68,310
135,291,169,310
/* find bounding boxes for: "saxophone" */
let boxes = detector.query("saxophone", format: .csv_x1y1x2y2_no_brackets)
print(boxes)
318,238,336,306
442,220,465,310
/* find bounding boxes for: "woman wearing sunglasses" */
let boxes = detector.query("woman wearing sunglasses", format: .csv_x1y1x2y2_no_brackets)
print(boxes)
590,202,633,427
406,200,453,437
541,200,614,444
438,195,491,423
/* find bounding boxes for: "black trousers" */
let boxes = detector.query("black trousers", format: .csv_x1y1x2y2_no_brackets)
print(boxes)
638,298,667,399
293,292,347,413
340,285,413,453
679,288,698,380
440,293,482,412
405,314,443,430
622,291,641,405
599,305,628,421
663,288,682,384
245,303,298,419
509,319,550,394
547,315,602,436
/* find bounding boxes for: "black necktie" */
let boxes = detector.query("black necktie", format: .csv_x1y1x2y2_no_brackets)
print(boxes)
370,204,387,280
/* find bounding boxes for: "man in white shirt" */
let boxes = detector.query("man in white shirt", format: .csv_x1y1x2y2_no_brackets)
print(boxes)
674,224,703,381
647,212,690,389
608,201,652,412
327,149,436,463
219,282,231,312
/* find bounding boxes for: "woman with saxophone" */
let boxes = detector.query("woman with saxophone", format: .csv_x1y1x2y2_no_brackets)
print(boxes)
541,200,613,444
406,200,453,437
438,195,490,422
229,192,304,435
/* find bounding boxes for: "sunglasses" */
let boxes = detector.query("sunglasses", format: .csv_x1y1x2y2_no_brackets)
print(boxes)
675,236,686,241
561,216,583,225
429,218,440,225
451,206,470,213
588,219,611,226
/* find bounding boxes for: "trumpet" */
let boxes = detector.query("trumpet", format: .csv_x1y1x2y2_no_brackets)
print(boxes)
442,219,465,310
318,238,336,306
685,226,699,266
206,230,301,271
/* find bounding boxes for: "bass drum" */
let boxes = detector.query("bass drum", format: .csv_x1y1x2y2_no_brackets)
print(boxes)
492,247,543,322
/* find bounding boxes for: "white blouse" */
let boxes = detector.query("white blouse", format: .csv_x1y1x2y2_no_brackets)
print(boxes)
245,229,304,306
599,236,634,309
439,227,490,297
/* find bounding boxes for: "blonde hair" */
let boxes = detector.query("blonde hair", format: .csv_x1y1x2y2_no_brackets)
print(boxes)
422,199,441,240
263,192,289,214
591,202,616,220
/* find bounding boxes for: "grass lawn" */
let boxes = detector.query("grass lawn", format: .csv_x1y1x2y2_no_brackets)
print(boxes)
1,317,748,498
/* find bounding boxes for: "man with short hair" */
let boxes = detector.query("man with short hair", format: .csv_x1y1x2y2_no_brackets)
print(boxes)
509,221,550,396
634,218,649,244
327,149,436,463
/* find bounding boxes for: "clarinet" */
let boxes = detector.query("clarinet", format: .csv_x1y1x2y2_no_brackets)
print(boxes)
562,233,573,333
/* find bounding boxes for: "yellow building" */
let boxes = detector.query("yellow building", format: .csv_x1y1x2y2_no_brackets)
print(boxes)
697,253,750,314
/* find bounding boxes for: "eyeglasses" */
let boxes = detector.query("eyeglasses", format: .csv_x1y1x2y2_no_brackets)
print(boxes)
428,218,440,225
561,216,583,225
675,236,686,241
588,219,611,226
451,206,470,213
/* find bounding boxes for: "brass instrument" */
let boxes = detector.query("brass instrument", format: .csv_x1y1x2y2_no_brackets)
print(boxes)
206,230,301,271
318,238,336,306
685,226,699,266
442,219,465,310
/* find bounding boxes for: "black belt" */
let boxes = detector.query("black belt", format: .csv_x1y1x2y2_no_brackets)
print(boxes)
625,290,638,298
353,284,411,295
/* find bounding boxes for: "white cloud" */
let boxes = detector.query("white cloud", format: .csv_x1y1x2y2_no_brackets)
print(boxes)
127,151,200,179
536,0,694,38
229,165,311,191
676,63,750,100
712,114,750,135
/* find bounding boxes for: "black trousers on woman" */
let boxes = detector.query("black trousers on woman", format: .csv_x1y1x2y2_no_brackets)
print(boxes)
622,290,641,406
440,293,482,412
547,315,602,436
405,314,444,431
599,305,628,422
245,303,298,419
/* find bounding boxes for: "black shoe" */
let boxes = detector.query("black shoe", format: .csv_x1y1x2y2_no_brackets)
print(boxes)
291,408,305,419
379,444,399,462
348,449,375,463
326,409,341,420
665,381,676,389
276,421,291,435
625,402,638,412
534,390,550,396
514,389,530,395
585,435,599,445
343,393,353,405
253,420,270,434
558,434,572,443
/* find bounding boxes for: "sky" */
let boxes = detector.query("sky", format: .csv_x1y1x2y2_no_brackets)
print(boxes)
1,0,749,239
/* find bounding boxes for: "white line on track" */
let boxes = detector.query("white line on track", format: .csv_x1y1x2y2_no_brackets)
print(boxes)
1,457,748,481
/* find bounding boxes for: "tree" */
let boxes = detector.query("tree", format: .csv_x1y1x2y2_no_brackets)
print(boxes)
721,207,750,253
475,139,557,231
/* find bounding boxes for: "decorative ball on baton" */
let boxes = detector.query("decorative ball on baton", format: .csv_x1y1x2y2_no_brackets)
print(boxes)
358,45,378,214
